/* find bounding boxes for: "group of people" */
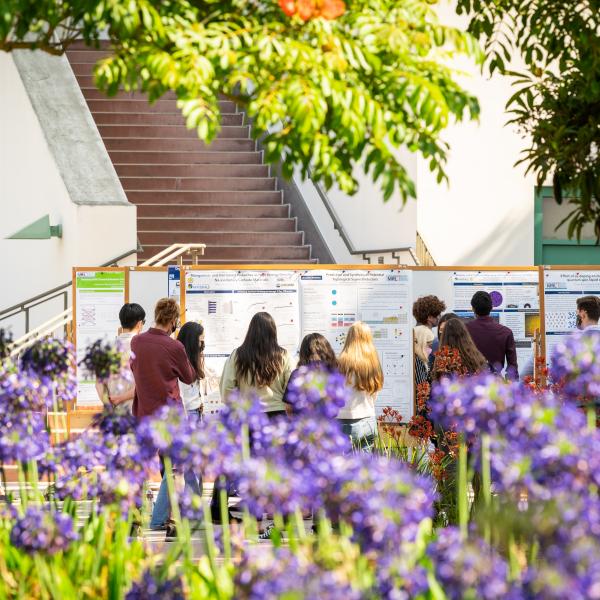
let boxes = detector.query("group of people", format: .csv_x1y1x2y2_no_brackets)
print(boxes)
96,297,384,534
95,291,600,535
412,290,600,389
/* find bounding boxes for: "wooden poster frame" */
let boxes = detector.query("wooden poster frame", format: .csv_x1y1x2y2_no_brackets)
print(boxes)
71,266,130,412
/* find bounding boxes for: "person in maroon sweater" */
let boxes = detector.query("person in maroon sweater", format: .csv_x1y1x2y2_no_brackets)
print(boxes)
131,298,196,418
466,291,519,380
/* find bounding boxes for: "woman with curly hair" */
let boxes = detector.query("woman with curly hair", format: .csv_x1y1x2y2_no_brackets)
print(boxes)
412,295,446,328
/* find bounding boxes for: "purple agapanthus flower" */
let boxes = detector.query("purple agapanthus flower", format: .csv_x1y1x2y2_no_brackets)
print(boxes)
125,569,185,600
10,507,77,555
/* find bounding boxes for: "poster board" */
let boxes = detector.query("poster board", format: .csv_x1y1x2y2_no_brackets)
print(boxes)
413,267,540,377
72,268,128,409
541,266,600,363
128,267,170,332
181,265,415,418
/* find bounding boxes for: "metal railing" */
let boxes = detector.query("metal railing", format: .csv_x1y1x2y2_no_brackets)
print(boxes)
310,178,427,265
5,244,206,356
416,232,437,266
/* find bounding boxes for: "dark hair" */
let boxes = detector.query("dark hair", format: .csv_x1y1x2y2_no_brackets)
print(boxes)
471,291,493,316
577,296,600,322
119,303,146,330
438,312,459,330
434,318,487,376
412,295,446,325
155,298,180,326
177,321,205,379
235,312,285,387
298,333,337,369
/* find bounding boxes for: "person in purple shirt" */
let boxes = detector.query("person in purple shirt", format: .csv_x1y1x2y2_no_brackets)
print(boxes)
466,291,518,380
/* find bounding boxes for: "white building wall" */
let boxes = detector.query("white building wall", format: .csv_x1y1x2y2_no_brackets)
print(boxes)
416,2,536,266
0,52,136,335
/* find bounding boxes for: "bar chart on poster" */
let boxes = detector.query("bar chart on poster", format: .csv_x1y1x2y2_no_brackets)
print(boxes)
298,269,413,418
183,269,301,414
451,270,540,372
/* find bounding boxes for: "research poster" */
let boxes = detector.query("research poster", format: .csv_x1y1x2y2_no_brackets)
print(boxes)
168,266,180,298
75,270,126,408
543,269,600,362
184,270,301,414
300,269,414,418
451,271,540,374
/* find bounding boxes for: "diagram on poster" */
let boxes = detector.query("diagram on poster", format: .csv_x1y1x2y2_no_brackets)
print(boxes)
543,270,600,362
184,270,301,413
300,270,413,418
451,271,540,374
75,271,126,407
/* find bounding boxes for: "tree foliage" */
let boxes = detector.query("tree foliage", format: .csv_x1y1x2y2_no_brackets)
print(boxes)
0,0,480,203
457,0,600,239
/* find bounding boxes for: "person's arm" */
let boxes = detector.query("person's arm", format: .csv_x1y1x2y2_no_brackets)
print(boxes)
95,381,107,404
219,353,237,400
505,331,519,380
109,386,135,405
173,343,196,385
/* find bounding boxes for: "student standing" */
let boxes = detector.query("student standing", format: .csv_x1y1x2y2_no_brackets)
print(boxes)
337,322,383,450
130,298,196,535
220,312,294,417
414,324,434,386
412,295,446,328
95,302,145,411
576,296,600,331
466,291,518,380
432,318,488,380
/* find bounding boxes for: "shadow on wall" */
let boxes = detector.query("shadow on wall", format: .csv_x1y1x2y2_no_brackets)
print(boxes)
451,210,533,266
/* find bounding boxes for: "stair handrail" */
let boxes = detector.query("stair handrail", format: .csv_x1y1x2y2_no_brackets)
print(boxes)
309,176,433,264
139,243,206,266
5,244,206,356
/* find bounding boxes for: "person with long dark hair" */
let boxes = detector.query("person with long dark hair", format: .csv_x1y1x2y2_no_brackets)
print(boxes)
432,317,488,380
220,312,294,417
283,333,337,410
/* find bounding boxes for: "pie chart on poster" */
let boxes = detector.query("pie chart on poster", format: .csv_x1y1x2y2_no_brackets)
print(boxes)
490,290,503,308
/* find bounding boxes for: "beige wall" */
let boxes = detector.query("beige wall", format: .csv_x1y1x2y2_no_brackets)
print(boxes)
0,52,136,329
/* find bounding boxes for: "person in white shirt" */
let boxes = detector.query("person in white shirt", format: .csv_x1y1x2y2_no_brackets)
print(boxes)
95,303,145,411
177,321,206,420
337,321,384,450
576,296,600,331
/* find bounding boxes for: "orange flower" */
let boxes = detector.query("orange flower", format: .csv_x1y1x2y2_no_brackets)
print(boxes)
296,0,316,20
318,0,346,19
278,0,297,16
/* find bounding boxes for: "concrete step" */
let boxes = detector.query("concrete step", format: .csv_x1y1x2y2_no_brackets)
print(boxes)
115,163,268,178
138,231,304,246
126,190,283,205
138,244,312,261
93,112,244,126
108,150,263,165
103,137,255,152
98,124,249,139
138,217,296,233
120,177,276,191
136,203,290,219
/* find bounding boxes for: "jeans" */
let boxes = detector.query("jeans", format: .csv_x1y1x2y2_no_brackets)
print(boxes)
150,408,203,529
338,415,377,451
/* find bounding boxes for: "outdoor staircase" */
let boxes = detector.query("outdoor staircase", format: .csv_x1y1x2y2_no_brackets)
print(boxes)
66,44,316,264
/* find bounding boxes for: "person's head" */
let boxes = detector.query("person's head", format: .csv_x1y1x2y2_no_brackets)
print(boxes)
436,318,487,375
412,295,446,328
118,303,145,333
154,298,180,333
235,312,285,387
298,333,337,369
177,321,205,379
414,325,434,365
338,322,383,395
576,296,600,328
437,312,459,340
471,291,493,317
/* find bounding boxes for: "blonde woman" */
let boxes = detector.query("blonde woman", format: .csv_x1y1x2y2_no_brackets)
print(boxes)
414,324,434,387
337,322,383,450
